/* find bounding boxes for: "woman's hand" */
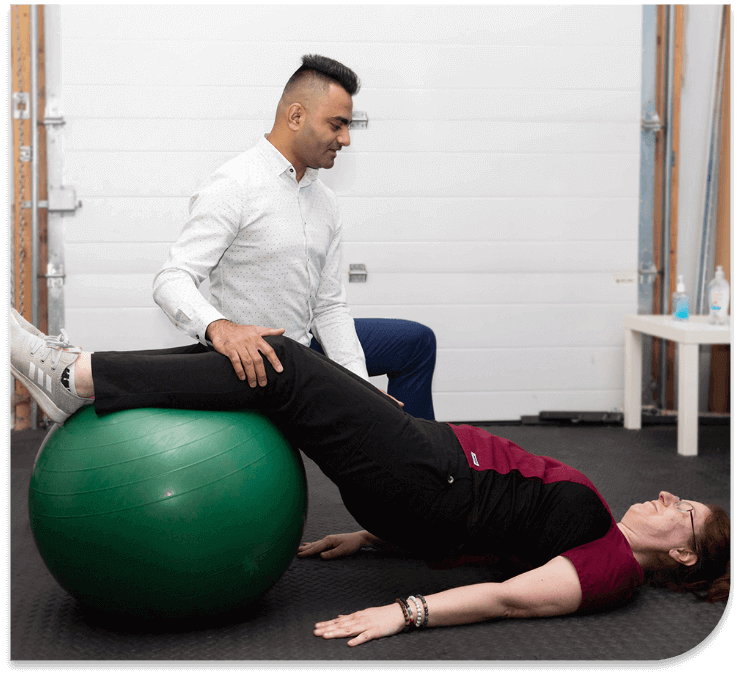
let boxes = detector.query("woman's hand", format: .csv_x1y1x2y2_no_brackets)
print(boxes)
314,604,407,646
379,389,404,407
297,531,372,560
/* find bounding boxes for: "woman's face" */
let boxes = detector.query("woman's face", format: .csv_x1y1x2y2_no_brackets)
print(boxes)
620,491,711,553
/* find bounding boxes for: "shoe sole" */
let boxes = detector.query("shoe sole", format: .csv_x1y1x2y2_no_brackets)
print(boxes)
10,363,68,424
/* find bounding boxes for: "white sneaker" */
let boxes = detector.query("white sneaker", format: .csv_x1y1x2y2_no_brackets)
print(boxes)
10,317,90,424
10,307,45,339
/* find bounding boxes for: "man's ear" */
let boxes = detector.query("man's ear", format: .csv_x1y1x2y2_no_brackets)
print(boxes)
286,103,304,131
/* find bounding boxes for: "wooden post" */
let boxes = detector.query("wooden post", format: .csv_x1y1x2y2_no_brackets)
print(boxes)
709,5,731,413
11,5,47,430
651,5,683,411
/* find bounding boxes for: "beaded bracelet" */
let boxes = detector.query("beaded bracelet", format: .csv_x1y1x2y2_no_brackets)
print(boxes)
407,596,423,628
415,594,429,628
396,595,430,630
395,597,414,627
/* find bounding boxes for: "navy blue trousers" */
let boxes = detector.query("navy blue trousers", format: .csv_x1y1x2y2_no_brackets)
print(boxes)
310,318,437,421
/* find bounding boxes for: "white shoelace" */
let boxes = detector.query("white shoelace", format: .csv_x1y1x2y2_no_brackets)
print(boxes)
29,329,82,371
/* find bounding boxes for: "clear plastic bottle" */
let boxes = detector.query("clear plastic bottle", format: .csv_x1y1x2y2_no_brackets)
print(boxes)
672,275,690,321
708,265,730,325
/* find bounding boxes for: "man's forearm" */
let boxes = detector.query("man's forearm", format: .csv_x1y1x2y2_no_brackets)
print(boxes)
153,268,225,344
205,318,230,343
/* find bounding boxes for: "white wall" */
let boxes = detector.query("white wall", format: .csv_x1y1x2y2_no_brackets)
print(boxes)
56,5,641,421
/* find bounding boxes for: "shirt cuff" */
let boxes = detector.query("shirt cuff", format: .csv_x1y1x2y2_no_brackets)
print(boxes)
344,359,370,381
195,306,228,346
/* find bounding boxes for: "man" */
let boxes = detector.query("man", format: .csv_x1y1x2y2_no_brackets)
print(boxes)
153,55,436,419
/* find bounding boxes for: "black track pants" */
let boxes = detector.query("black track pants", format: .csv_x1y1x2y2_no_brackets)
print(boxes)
91,336,473,557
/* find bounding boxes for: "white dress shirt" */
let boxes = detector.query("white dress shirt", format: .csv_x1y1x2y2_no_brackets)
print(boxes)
153,136,369,379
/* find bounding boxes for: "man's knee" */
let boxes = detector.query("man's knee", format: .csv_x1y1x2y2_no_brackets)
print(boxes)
406,322,437,356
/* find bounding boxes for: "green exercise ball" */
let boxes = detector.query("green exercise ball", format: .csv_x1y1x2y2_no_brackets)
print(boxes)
29,406,307,620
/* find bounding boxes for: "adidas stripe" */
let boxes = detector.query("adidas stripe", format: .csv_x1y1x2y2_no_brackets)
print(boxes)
28,362,53,392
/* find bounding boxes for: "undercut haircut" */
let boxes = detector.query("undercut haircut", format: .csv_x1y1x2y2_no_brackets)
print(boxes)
283,54,361,99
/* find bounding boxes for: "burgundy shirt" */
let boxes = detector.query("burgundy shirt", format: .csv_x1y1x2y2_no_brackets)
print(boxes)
449,424,644,612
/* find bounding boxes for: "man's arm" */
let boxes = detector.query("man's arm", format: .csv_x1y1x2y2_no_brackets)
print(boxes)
310,204,369,380
152,173,243,344
153,173,284,384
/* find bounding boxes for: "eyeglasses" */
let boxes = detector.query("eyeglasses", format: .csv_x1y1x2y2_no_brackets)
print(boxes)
675,500,698,555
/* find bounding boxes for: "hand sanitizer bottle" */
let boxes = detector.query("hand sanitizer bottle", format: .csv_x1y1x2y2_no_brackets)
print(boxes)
672,275,690,321
708,265,730,325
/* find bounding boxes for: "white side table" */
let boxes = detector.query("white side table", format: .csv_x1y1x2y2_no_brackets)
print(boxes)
624,315,731,455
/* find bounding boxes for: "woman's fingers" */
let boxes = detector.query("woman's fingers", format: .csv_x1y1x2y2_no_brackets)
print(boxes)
314,605,406,646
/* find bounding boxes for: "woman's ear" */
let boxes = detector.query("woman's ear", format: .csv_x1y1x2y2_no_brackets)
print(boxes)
668,547,698,568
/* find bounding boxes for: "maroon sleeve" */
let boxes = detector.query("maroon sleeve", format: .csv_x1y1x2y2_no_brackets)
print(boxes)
561,521,644,612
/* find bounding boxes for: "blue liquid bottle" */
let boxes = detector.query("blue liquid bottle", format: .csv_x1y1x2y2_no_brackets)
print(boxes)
672,275,689,321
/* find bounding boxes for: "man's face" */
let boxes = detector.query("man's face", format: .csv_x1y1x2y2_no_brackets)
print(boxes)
294,82,353,170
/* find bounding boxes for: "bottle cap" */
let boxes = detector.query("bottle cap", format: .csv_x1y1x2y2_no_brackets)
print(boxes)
677,275,685,293
716,266,724,279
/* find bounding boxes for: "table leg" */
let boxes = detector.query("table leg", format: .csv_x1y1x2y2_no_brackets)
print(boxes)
624,328,642,429
677,342,699,456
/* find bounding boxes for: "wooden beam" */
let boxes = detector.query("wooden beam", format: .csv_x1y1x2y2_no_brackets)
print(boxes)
11,5,47,430
665,5,684,411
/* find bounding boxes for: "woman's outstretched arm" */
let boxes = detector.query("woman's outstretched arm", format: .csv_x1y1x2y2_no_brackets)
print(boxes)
311,555,583,646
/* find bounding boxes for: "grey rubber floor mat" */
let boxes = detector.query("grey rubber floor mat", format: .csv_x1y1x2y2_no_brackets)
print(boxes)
11,423,730,661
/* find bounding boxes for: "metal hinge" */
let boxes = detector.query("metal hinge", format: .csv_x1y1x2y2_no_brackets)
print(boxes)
639,262,659,285
22,187,82,213
41,115,67,127
640,112,662,133
13,92,65,126
349,111,368,130
20,146,32,162
44,263,66,290
349,263,367,282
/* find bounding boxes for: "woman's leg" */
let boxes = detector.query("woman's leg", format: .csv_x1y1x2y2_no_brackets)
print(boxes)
92,336,472,557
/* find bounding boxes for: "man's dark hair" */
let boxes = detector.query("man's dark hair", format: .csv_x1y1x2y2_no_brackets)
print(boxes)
284,54,361,98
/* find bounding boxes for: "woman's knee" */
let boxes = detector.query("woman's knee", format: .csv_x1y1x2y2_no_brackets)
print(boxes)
262,335,309,375
263,334,296,359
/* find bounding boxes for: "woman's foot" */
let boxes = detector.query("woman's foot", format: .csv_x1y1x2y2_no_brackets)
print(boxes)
9,315,92,424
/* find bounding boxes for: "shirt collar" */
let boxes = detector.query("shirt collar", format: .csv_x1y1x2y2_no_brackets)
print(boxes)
258,135,318,185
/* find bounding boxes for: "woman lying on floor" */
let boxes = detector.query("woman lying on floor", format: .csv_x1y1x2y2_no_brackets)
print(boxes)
10,309,730,646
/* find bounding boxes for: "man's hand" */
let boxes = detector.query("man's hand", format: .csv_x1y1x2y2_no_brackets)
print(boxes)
206,319,285,386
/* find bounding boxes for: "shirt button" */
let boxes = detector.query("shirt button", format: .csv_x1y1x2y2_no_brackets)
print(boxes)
289,168,294,173
448,476,455,484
